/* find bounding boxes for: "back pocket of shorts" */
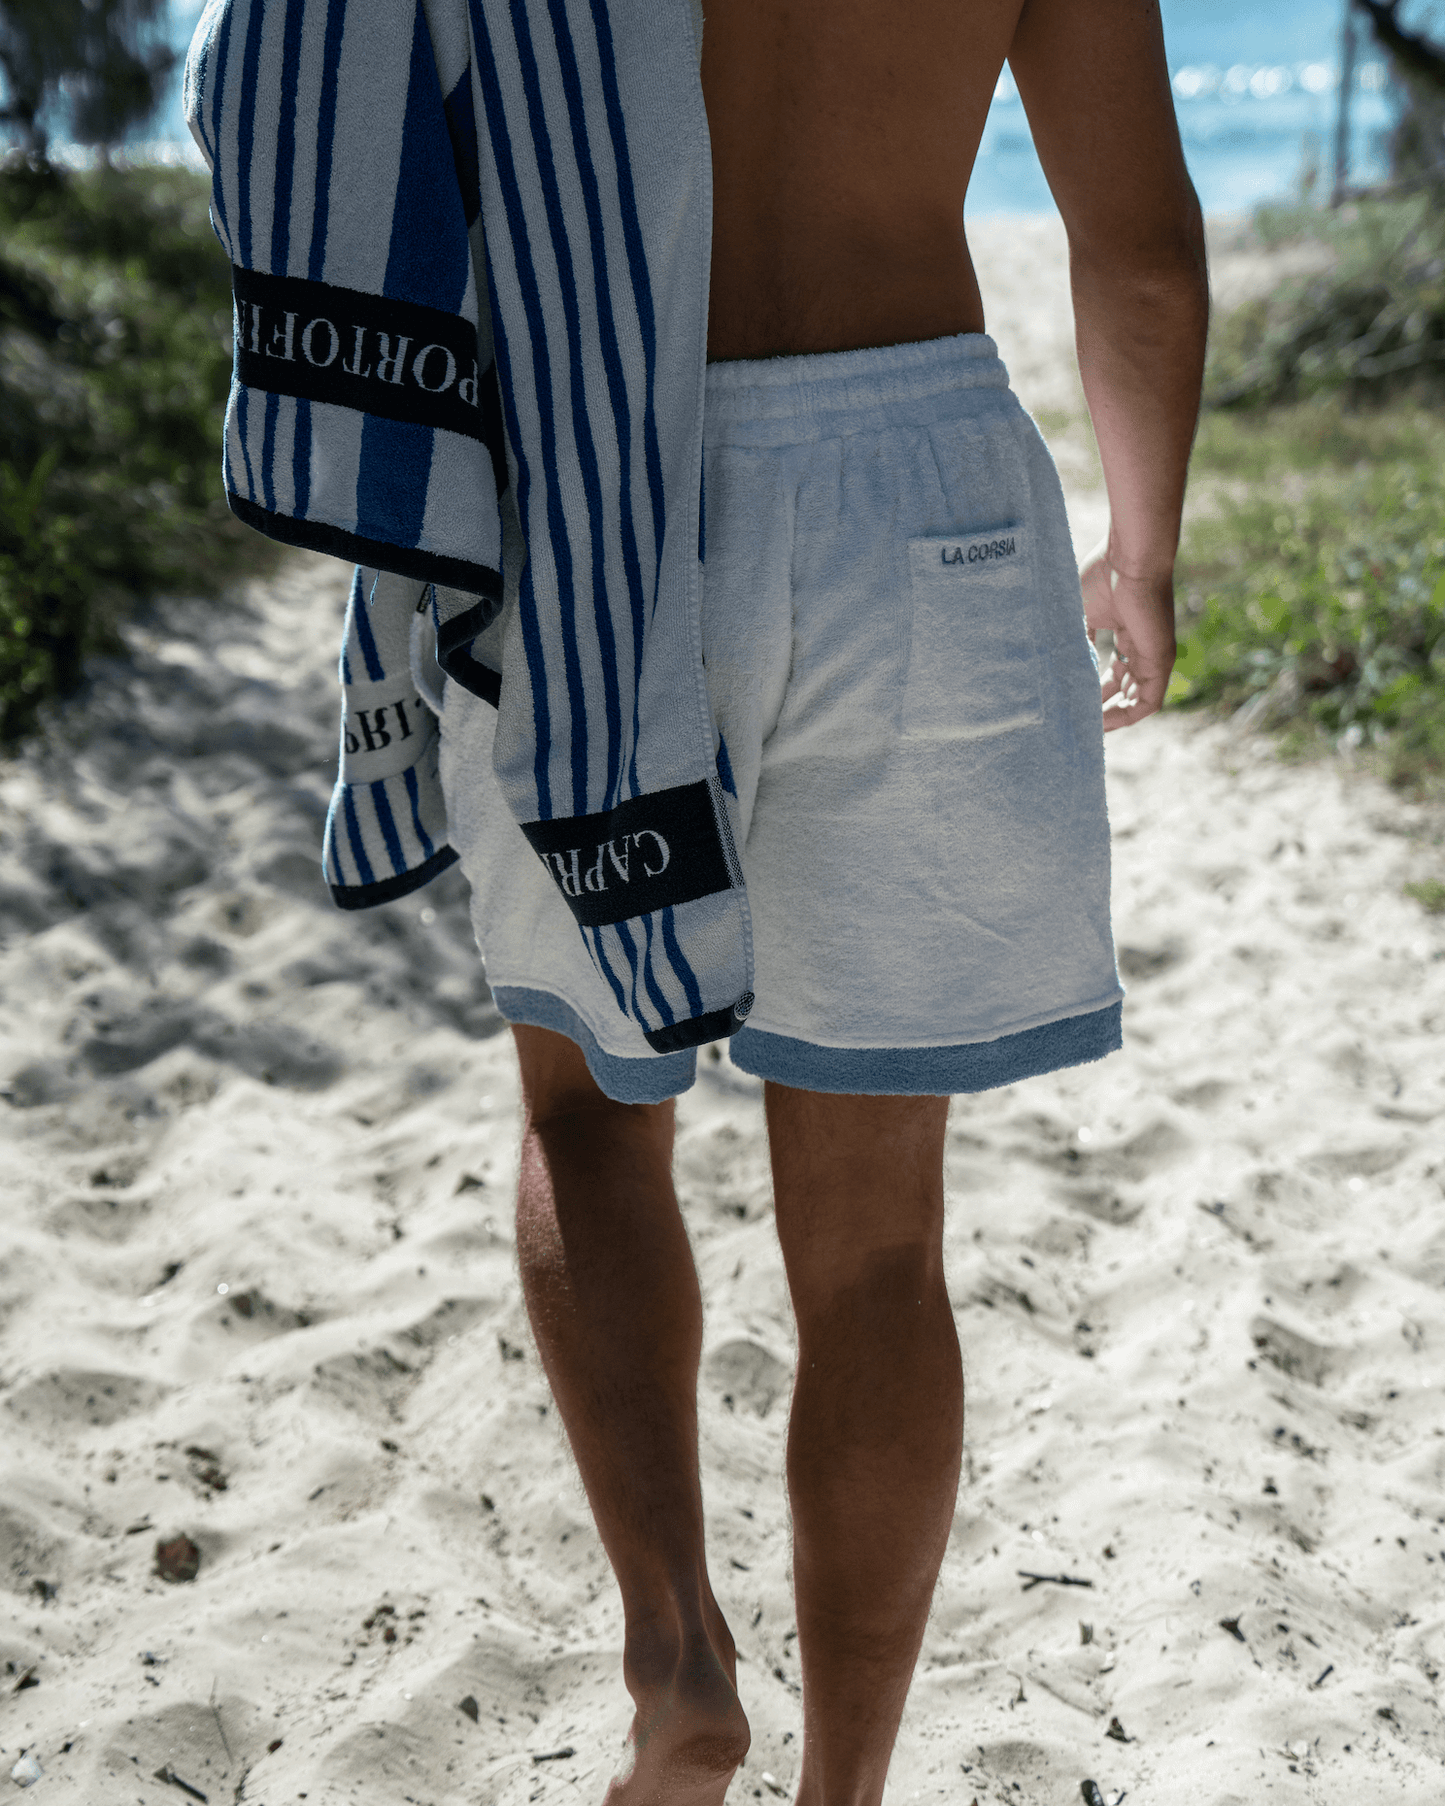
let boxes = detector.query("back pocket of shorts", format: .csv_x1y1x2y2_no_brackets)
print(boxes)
902,526,1043,740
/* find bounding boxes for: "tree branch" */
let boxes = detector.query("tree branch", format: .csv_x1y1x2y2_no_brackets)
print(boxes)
1356,0,1445,94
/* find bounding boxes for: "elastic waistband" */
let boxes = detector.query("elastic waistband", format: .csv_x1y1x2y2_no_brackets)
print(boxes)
704,332,1008,424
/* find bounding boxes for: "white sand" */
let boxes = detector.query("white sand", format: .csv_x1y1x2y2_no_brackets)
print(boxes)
3,220,1444,1806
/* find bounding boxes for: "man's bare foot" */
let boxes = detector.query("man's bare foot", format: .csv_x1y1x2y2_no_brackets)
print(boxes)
604,1624,751,1806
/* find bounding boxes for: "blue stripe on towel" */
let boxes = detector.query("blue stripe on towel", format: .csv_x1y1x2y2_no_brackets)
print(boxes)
193,9,231,247
236,0,267,271
613,918,651,1034
385,6,472,312
369,779,407,875
293,398,311,517
541,0,636,806
442,67,482,226
235,385,258,505
481,250,553,818
354,9,472,554
715,732,736,798
323,793,343,883
212,6,237,241
500,4,591,822
474,5,583,816
271,0,304,273
356,416,433,552
402,765,436,861
587,0,664,600
640,912,674,1027
589,926,628,1017
549,0,646,804
660,907,703,1019
587,0,662,803
308,0,347,280
350,570,386,681
342,787,375,887
261,390,279,514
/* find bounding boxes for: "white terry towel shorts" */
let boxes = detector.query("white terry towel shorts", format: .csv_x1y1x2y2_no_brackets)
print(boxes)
432,332,1124,1102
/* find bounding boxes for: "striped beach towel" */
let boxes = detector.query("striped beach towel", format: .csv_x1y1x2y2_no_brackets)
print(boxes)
184,0,754,1054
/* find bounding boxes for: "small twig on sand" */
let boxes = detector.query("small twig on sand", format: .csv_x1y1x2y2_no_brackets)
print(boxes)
209,1677,234,1764
153,1768,209,1802
1017,1570,1095,1592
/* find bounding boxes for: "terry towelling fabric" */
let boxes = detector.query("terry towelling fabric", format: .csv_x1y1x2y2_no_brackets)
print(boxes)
184,0,753,1054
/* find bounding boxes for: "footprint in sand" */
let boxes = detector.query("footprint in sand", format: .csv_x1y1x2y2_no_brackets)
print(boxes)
43,1181,156,1243
0,1485,76,1592
703,1338,792,1419
1248,1317,1340,1389
89,1697,235,1799
1115,939,1188,981
4,1367,169,1427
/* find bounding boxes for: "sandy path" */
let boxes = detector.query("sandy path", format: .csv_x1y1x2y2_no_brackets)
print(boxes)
2,222,1444,1806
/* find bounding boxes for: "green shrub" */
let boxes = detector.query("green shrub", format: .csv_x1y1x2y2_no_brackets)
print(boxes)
1171,436,1445,788
0,158,272,740
1207,196,1445,408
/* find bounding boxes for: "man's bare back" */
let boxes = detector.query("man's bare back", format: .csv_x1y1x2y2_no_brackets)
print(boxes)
702,0,1011,358
704,0,1207,731
703,0,1193,360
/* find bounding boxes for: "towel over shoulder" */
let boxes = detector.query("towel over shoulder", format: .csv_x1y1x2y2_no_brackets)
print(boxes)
184,0,753,1055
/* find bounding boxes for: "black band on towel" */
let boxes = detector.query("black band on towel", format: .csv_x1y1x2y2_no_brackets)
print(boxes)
521,782,734,927
229,495,503,599
644,1005,741,1054
437,598,503,707
328,843,459,910
231,267,506,463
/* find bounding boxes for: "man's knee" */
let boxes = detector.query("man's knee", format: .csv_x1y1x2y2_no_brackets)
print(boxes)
795,1236,948,1334
513,1023,674,1146
765,1082,949,1312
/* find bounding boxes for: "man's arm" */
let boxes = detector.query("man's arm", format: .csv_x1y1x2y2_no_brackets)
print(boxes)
1008,0,1209,729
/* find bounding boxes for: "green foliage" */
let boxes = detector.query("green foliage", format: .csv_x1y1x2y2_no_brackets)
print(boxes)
1191,392,1445,481
1207,197,1445,408
1172,407,1445,789
0,160,272,740
1404,878,1445,913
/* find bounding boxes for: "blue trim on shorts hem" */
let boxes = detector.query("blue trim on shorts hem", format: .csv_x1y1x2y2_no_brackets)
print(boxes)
492,986,697,1104
729,1001,1123,1096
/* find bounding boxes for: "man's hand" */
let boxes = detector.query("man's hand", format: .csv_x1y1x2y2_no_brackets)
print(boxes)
1012,0,1207,735
1079,540,1177,731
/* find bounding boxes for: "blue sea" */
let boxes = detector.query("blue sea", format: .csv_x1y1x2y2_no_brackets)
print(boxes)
99,0,1404,219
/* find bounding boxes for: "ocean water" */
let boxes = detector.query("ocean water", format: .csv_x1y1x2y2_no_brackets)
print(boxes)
968,0,1397,218
64,0,1405,221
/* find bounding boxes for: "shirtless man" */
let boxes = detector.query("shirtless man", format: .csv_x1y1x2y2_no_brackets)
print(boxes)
180,0,1198,1788
512,6,1206,1806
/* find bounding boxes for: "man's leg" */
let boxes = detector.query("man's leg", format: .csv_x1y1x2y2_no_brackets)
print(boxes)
511,1025,750,1806
766,1085,962,1806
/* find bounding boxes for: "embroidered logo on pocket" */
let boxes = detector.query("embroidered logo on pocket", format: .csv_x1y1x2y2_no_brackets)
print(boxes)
902,526,1044,741
937,533,1020,567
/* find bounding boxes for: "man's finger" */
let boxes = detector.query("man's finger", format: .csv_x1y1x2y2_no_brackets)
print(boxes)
1102,675,1167,730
